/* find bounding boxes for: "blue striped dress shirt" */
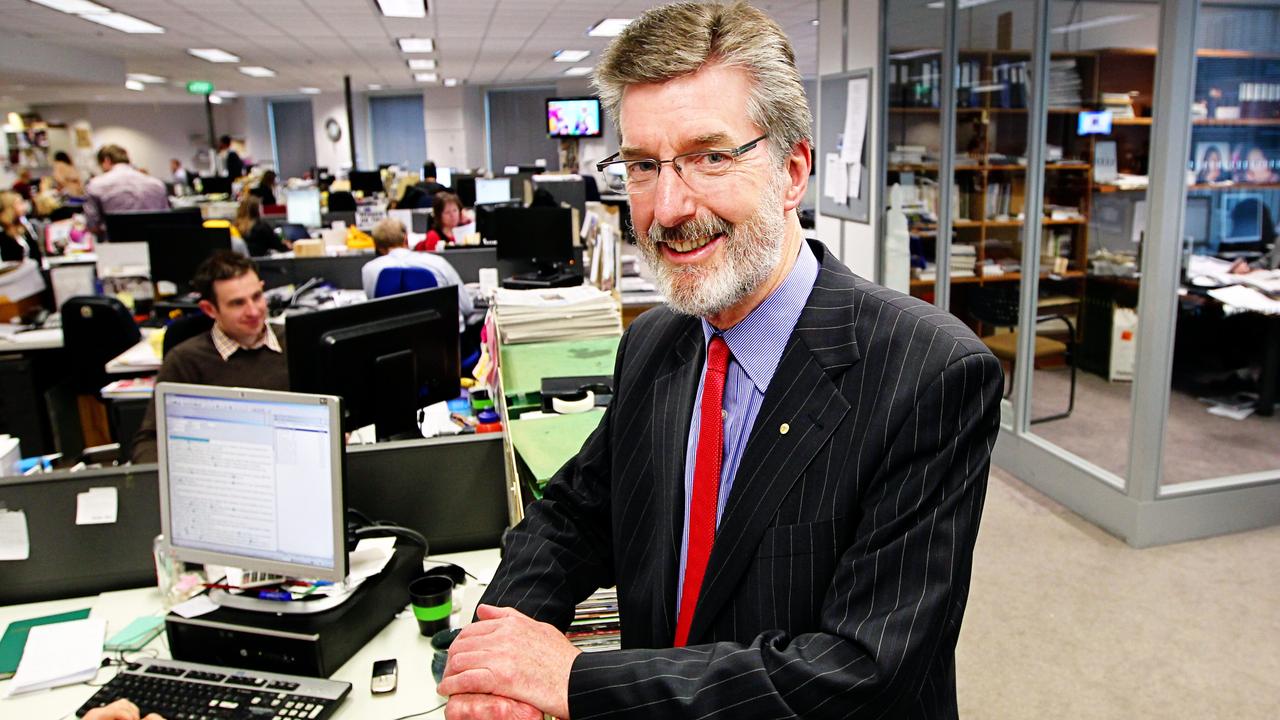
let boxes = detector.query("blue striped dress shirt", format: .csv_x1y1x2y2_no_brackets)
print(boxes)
676,239,820,610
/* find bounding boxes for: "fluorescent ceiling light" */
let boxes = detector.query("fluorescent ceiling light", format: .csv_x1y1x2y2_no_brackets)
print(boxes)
212,90,238,98
188,48,239,63
368,83,383,91
443,78,458,87
239,66,276,78
126,73,166,84
889,48,941,60
208,94,224,105
29,0,110,14
587,18,632,37
554,50,589,63
397,37,434,53
407,58,437,70
564,67,592,77
1051,14,1140,34
376,0,426,18
81,12,165,33
414,72,438,82
927,0,1000,8
124,79,145,91
299,87,321,95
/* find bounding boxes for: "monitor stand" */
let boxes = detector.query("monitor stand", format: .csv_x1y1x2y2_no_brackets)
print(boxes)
206,583,357,615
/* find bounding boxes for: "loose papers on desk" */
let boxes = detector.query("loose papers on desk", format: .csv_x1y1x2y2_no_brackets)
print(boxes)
493,285,621,344
5,617,106,696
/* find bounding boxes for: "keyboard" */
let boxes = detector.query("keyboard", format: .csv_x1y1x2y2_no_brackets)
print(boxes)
77,658,351,720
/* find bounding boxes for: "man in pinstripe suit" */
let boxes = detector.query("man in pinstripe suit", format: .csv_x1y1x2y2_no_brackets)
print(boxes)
439,3,1003,718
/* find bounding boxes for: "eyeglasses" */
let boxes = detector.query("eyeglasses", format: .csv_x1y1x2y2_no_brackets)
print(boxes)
596,134,768,195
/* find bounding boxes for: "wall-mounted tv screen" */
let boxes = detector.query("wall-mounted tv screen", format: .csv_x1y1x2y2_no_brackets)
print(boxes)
547,97,602,138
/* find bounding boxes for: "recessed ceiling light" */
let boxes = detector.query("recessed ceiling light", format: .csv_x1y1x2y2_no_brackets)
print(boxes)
368,84,383,91
414,72,438,83
188,48,239,63
127,73,166,84
407,58,436,70
29,0,110,14
299,87,321,95
81,12,165,33
397,38,434,53
239,66,276,78
587,18,632,37
554,50,590,63
208,94,224,105
443,78,458,87
375,0,426,18
564,67,592,77
124,79,145,91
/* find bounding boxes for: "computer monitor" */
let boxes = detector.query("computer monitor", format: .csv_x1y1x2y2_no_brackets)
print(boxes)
103,208,203,243
285,187,323,228
1077,110,1113,136
453,175,477,207
1220,195,1264,254
435,166,453,188
287,287,460,440
546,97,603,139
475,177,513,205
155,383,347,584
493,206,576,267
147,226,233,294
348,170,384,196
197,175,232,195
533,176,587,216
1184,195,1211,250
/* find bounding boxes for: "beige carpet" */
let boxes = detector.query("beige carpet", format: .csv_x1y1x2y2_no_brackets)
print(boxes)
958,466,1280,718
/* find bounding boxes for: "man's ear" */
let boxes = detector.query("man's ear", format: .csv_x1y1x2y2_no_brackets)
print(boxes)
782,140,812,213
198,299,217,319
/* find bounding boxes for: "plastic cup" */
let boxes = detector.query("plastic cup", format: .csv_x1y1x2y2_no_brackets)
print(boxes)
409,575,454,636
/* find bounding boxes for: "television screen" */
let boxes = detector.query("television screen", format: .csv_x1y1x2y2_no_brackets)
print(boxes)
1077,110,1112,136
547,97,602,138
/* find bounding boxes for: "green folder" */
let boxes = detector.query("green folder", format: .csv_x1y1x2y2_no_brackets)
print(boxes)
0,608,92,679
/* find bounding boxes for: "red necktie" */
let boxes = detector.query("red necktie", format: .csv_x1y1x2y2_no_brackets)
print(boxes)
674,335,730,647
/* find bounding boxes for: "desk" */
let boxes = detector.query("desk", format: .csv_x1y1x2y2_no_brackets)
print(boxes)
105,328,163,375
0,327,63,351
0,548,500,719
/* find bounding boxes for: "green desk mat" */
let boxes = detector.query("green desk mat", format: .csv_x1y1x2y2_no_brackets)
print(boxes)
508,410,606,486
499,336,620,397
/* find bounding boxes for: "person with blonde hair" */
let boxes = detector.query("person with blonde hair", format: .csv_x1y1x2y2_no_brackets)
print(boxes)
0,190,40,262
233,195,286,256
438,3,1001,719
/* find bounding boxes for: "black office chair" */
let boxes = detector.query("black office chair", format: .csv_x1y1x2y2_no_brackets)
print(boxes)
61,296,142,395
163,313,215,356
969,286,1076,424
328,191,357,212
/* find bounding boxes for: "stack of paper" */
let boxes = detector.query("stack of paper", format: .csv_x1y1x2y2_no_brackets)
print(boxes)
1102,92,1136,119
566,588,620,653
100,376,156,399
1048,59,1083,108
493,286,622,344
6,617,105,695
951,244,977,278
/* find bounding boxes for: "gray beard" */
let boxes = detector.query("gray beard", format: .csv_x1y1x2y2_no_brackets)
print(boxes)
638,174,788,319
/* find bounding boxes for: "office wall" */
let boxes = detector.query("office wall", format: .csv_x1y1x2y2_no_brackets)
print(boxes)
270,100,318,180
371,95,428,168
312,91,353,171
242,97,272,170
421,87,472,171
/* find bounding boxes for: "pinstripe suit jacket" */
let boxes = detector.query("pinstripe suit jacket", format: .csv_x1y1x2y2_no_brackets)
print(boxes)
481,240,1003,719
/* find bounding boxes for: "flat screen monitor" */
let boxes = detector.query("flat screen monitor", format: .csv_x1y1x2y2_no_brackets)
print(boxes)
1184,195,1211,248
547,97,602,138
453,175,477,207
1077,110,1112,136
147,226,233,294
287,287,460,440
348,170,384,196
435,167,453,188
475,177,513,205
493,206,575,266
1221,195,1264,252
197,175,232,195
156,383,347,584
285,187,323,228
103,208,203,243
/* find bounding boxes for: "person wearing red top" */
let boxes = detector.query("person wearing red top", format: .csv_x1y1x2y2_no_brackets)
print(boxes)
414,191,464,251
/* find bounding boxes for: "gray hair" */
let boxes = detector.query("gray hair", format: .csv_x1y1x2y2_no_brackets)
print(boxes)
592,1,812,165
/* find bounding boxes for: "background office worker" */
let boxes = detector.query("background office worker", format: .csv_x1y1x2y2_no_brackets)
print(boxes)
362,217,479,332
439,3,1002,719
131,251,287,463
83,144,169,238
414,191,465,251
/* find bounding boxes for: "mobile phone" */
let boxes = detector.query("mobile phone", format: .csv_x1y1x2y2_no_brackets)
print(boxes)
371,658,398,694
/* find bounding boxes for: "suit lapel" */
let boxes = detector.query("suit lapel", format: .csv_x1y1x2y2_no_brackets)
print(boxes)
686,243,862,643
647,318,702,645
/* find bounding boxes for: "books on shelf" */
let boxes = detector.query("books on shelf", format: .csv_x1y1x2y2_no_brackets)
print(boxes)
493,285,622,345
1102,92,1137,119
1048,59,1083,108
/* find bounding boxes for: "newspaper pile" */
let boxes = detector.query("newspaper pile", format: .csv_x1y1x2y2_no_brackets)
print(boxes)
493,285,622,344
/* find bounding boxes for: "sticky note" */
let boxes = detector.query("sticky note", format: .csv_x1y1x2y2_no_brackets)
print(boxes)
76,487,118,525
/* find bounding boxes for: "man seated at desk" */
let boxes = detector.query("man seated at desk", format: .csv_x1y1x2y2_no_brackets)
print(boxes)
361,217,478,332
131,251,287,463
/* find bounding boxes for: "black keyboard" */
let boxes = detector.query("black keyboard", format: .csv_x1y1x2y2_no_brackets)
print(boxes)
76,658,351,720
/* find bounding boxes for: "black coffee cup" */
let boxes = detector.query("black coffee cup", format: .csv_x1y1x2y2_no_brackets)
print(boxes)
409,575,454,636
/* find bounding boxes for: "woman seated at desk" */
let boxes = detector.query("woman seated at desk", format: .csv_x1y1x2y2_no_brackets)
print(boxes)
234,196,288,256
0,190,41,263
414,191,466,252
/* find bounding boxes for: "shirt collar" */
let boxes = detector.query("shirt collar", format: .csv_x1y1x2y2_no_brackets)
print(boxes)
210,322,282,361
701,239,820,391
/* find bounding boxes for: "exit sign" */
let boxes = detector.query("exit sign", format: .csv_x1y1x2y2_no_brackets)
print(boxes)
186,81,214,95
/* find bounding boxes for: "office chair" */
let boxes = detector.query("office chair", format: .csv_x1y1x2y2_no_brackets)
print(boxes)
61,296,143,395
969,286,1076,424
162,313,215,356
373,267,438,298
328,191,357,212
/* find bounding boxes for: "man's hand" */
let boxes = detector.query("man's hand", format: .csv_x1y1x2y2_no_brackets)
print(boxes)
82,698,166,720
437,604,582,719
445,693,542,720
1230,259,1253,275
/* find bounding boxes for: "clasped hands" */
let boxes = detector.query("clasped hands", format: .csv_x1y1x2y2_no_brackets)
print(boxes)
439,604,582,720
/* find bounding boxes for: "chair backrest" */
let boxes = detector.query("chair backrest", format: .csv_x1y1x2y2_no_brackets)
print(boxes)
968,286,1022,328
60,296,142,393
327,191,357,212
373,266,438,298
163,313,215,356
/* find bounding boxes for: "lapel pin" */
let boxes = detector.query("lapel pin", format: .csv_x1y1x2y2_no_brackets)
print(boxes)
779,423,790,435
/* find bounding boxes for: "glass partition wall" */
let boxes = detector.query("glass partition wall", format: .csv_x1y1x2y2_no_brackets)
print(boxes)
881,0,1280,546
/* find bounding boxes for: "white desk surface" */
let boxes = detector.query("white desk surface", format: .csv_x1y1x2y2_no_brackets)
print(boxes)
105,328,163,375
0,327,63,352
0,548,501,720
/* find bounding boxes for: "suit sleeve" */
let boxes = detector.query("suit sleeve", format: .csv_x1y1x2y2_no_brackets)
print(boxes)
477,330,630,630
567,350,1003,720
